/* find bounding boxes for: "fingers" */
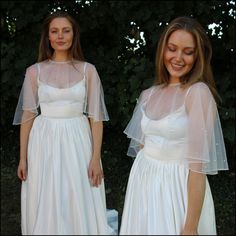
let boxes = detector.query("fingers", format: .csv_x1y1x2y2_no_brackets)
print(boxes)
17,166,27,181
17,170,23,181
91,174,99,187
22,169,27,181
97,172,104,186
17,169,21,180
89,172,104,187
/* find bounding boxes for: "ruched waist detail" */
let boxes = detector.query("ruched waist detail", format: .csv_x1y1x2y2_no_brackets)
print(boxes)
40,103,83,118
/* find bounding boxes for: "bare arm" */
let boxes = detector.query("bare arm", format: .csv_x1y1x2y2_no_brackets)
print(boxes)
181,171,206,235
17,112,35,181
88,119,104,187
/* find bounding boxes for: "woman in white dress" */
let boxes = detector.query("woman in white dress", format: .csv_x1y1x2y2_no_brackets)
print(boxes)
13,11,117,235
120,16,228,235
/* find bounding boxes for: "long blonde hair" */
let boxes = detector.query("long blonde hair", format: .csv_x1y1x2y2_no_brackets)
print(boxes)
155,16,219,101
38,11,84,62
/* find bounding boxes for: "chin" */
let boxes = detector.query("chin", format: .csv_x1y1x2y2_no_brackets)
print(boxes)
169,69,189,78
169,72,183,78
55,48,70,52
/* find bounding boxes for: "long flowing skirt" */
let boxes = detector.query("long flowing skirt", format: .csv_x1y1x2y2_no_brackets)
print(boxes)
21,115,117,235
119,149,216,235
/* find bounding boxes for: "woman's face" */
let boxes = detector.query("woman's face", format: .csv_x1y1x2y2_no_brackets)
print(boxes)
48,17,73,52
164,29,196,81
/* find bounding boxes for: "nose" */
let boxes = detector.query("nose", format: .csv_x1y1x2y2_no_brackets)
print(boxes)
58,31,64,39
175,50,183,61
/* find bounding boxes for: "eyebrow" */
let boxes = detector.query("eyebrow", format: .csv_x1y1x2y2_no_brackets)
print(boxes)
50,27,72,30
167,43,195,49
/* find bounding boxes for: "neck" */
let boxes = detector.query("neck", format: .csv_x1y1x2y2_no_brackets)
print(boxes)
52,51,71,62
169,77,180,84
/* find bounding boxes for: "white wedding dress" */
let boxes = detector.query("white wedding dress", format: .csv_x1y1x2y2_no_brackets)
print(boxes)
120,108,216,235
120,83,228,235
14,60,117,235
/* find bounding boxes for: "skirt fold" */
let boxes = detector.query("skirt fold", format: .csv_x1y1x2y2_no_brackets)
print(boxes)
120,149,216,235
22,115,117,235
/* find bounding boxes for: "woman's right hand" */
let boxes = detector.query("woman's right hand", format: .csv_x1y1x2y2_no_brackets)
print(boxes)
17,159,27,181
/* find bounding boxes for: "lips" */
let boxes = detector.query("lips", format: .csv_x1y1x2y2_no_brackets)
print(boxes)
56,42,66,46
170,63,184,71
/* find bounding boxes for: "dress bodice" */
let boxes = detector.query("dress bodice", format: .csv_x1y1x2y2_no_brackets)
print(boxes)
38,78,86,104
124,82,228,174
141,104,188,161
38,67,86,118
13,59,109,124
141,104,187,140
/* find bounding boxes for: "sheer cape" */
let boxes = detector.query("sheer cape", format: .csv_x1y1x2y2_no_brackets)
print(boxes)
124,82,228,174
13,59,109,124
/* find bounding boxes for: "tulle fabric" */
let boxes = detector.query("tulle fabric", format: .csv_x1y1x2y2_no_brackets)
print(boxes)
124,87,152,157
13,60,118,235
13,65,39,124
124,82,228,174
13,59,109,124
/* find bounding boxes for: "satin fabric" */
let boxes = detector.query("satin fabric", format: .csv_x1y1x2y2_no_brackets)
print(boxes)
20,64,117,235
120,97,217,235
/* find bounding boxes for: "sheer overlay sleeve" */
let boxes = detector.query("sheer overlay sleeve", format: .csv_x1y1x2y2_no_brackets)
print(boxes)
13,64,39,125
84,63,109,121
124,88,153,157
185,82,228,174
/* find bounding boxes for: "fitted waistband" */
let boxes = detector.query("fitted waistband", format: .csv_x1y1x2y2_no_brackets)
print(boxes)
143,136,186,161
40,103,83,118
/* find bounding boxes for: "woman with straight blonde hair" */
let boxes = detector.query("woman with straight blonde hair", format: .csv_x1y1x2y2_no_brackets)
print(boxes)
120,16,228,235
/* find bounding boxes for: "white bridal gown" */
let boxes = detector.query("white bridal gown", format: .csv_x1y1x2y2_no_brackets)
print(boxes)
120,83,228,235
13,60,117,235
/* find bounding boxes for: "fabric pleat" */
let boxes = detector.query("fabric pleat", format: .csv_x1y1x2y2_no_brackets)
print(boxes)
21,115,116,235
120,150,216,235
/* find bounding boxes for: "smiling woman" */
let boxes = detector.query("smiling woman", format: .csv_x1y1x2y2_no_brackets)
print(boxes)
164,30,196,83
120,16,229,235
13,11,117,235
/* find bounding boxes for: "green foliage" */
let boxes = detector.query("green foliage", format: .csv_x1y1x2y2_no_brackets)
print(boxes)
2,1,235,136
1,1,235,234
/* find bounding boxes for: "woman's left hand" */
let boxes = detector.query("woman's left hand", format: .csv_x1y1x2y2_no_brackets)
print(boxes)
88,157,104,187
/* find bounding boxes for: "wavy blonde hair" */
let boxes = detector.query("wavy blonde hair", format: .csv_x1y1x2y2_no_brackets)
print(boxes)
155,16,219,101
38,11,84,62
